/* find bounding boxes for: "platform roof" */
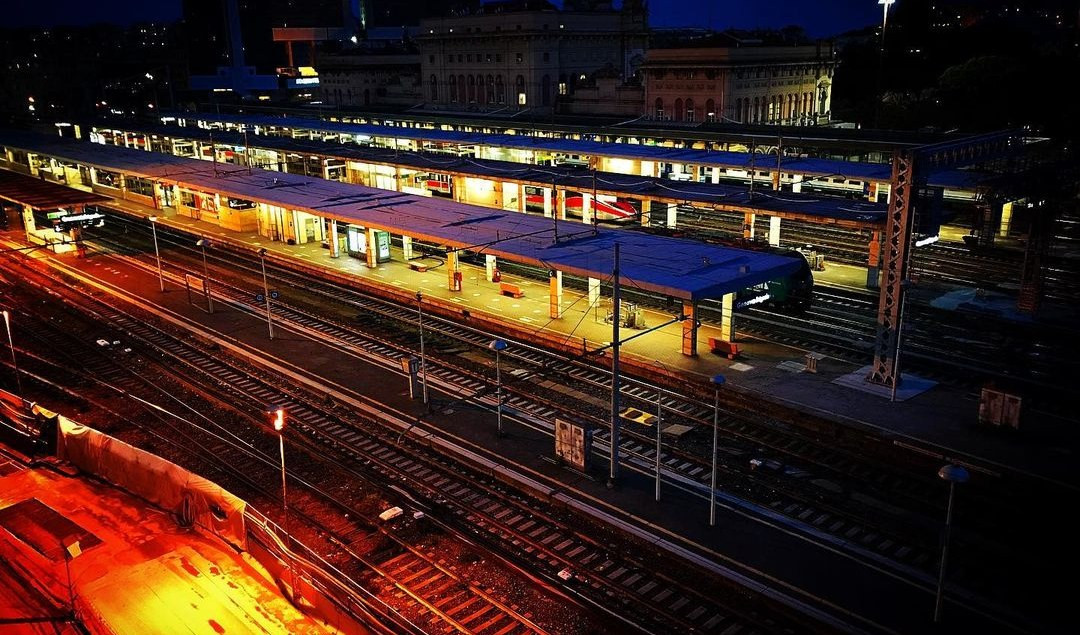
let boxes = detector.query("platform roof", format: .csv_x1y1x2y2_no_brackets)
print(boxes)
97,122,887,226
172,112,987,189
1,131,803,301
0,168,109,209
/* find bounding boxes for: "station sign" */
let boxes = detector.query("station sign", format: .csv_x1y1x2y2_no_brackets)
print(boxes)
53,212,105,232
555,418,592,472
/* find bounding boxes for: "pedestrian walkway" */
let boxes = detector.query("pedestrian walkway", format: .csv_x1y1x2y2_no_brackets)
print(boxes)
0,453,332,635
101,198,1080,486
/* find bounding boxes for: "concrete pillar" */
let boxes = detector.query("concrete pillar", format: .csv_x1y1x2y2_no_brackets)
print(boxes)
768,216,781,247
452,175,466,203
542,187,553,218
365,227,377,267
999,200,1015,237
666,203,677,229
549,270,563,318
485,255,497,282
21,204,34,236
639,198,651,227
792,174,803,194
588,277,601,308
517,184,526,214
720,293,735,342
321,159,331,180
581,192,593,224
681,300,698,357
557,188,567,220
447,250,461,291
329,219,339,258
710,166,720,184
867,230,881,288
743,212,756,240
402,235,413,260
771,170,781,190
691,165,701,183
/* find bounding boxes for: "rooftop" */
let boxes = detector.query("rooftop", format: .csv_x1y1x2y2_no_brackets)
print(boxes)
0,169,110,210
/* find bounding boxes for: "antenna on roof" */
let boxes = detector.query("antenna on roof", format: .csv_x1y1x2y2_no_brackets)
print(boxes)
243,126,252,176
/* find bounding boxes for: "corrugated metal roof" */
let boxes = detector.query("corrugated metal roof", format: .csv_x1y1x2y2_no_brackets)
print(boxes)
0,131,803,301
0,169,109,209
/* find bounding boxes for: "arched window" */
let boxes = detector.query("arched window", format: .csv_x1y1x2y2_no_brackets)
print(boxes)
486,74,495,104
752,97,759,123
515,74,526,105
449,75,457,102
655,97,664,119
467,75,476,103
743,99,750,123
458,74,466,103
541,74,551,106
477,75,486,105
496,75,505,104
685,97,695,122
705,98,715,122
430,75,438,101
674,98,683,122
788,94,795,120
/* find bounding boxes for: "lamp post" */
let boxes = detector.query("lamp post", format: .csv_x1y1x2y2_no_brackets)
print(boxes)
416,291,429,405
2,310,22,398
709,374,726,526
272,407,299,599
147,216,164,292
196,239,214,313
489,339,507,437
934,464,969,623
258,248,274,340
879,0,896,48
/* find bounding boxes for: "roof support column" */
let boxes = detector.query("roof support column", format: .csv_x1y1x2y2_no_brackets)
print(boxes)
719,293,735,343
402,235,413,260
485,255,497,282
588,277,601,309
549,270,563,318
452,175,465,203
639,198,651,227
666,203,677,229
743,212,756,240
517,183,526,213
999,200,1017,237
867,230,881,288
557,188,566,220
791,174,803,193
691,165,701,183
365,228,378,267
329,219,340,258
581,192,593,224
542,186,553,218
772,169,781,191
768,216,781,247
447,249,462,292
710,166,720,184
20,204,34,236
681,300,698,357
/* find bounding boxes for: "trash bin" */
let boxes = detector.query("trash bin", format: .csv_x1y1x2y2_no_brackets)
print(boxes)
804,352,824,373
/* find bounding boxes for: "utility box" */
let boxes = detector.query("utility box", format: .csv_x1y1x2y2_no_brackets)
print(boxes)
979,386,1021,429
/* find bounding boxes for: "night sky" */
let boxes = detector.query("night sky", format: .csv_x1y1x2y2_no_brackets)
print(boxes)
4,0,881,37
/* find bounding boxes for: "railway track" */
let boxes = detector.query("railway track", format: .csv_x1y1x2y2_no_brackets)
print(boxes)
2,235,813,634
73,214,1062,615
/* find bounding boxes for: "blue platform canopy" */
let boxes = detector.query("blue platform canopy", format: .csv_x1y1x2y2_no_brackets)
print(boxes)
0,131,803,301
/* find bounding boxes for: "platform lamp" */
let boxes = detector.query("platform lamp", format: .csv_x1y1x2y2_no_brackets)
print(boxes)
195,238,214,313
709,374,726,526
147,216,164,292
489,339,507,437
2,310,22,399
934,464,970,623
271,406,299,600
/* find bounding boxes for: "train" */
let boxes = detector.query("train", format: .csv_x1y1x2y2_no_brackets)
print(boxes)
523,186,637,223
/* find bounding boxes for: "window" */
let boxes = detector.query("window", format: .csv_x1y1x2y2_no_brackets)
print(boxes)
654,97,664,118
685,98,695,122
496,53,502,62
486,53,492,63
516,52,523,63
467,75,475,102
486,74,495,103
543,52,550,62
429,55,434,64
674,98,683,122
126,175,153,197
478,75,486,104
457,54,463,63
558,82,567,95
467,54,473,63
706,98,715,122
516,74,526,105
449,75,457,102
446,54,452,63
430,75,438,100
495,75,505,104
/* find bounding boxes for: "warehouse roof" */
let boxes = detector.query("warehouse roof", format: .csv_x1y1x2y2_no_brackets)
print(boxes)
1,131,803,301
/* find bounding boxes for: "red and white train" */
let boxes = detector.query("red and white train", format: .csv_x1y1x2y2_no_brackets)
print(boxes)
419,173,636,222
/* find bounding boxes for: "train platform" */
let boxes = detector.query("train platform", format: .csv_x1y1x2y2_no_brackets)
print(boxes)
0,448,332,635
97,197,1078,487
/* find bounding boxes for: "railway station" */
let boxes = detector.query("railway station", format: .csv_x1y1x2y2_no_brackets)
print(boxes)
0,168,109,254
0,130,806,358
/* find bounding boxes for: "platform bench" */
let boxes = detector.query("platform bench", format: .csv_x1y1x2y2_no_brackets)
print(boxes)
408,261,429,272
499,282,525,298
708,337,740,359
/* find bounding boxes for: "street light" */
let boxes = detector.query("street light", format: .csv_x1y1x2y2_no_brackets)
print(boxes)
271,407,299,600
709,374,726,526
258,248,274,340
2,310,22,399
879,0,896,46
489,339,507,437
416,291,429,405
147,216,164,292
934,463,969,623
196,239,214,313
